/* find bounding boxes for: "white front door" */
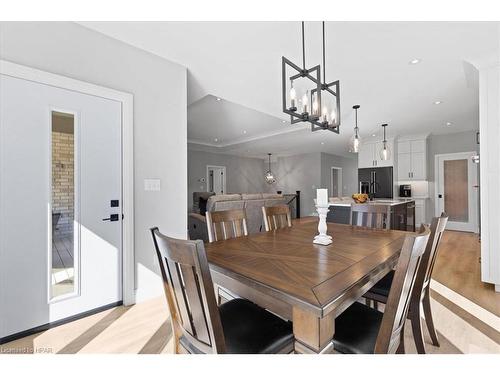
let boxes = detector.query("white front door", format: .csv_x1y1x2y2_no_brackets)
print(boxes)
0,74,122,340
436,152,479,232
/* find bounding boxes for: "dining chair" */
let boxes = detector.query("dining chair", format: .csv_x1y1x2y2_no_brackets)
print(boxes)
363,213,449,353
206,209,248,243
350,204,391,229
150,227,294,354
262,205,292,231
332,225,431,354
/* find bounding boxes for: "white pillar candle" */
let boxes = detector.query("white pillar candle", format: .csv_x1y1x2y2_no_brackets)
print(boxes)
316,188,328,206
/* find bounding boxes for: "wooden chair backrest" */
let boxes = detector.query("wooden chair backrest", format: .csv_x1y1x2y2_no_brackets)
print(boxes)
374,225,431,354
150,227,225,354
262,205,292,231
415,213,449,293
350,204,391,229
206,209,248,243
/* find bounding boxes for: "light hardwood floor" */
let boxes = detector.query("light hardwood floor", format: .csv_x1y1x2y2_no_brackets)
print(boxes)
1,229,498,354
432,230,500,317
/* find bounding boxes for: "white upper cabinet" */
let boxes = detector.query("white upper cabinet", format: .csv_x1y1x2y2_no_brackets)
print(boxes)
411,152,426,180
358,140,394,169
397,152,412,179
397,137,427,180
358,142,376,168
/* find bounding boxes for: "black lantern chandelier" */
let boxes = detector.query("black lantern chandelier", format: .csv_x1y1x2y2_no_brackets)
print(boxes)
282,22,341,133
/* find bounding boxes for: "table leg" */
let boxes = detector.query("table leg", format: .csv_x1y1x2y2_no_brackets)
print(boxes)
292,307,334,354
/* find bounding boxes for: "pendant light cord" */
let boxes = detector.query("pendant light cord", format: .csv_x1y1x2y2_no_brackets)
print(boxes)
355,107,358,131
322,21,326,84
301,22,306,70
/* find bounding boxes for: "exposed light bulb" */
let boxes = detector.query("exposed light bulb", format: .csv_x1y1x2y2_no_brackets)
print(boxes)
302,91,309,113
380,144,391,161
322,106,329,123
330,108,337,124
381,148,388,160
353,137,360,153
289,81,297,109
349,131,361,154
312,92,319,117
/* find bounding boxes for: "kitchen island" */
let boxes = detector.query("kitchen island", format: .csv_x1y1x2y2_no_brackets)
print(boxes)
326,198,416,231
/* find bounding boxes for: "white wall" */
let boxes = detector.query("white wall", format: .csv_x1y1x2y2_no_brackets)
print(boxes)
0,22,187,302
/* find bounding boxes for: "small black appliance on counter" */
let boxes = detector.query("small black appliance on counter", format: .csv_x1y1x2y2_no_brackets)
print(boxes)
399,184,412,197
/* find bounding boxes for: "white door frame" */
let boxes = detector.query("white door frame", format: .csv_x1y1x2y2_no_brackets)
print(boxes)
330,166,343,197
434,151,479,233
0,60,135,306
206,165,226,194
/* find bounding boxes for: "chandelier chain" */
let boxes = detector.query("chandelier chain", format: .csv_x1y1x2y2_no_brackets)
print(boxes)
301,22,306,70
322,21,326,84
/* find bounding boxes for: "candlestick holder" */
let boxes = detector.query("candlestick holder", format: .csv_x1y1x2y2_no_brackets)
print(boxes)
313,204,332,245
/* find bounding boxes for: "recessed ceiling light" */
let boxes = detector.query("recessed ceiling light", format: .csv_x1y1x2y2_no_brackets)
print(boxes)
282,120,286,123
321,142,325,145
434,101,442,105
243,130,247,134
372,134,376,137
409,58,421,65
214,138,218,142
446,122,452,126
216,97,222,101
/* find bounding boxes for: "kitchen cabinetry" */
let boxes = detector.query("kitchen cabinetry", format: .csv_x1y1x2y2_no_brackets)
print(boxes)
327,200,415,232
358,139,394,169
397,138,427,180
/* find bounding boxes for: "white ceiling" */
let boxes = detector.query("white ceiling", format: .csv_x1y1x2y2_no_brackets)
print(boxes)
80,21,499,158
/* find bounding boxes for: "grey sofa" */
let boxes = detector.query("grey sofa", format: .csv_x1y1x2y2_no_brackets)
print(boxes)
188,193,286,242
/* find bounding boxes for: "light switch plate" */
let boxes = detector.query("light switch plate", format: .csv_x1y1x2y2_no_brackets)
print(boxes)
144,179,161,191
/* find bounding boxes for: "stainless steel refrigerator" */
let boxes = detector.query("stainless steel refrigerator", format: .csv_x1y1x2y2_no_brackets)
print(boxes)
358,167,393,199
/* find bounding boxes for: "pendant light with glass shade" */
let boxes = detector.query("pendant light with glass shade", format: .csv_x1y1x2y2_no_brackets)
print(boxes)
264,153,276,184
379,124,391,161
349,105,361,153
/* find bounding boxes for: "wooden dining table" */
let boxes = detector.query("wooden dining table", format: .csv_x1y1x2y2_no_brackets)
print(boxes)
205,219,408,354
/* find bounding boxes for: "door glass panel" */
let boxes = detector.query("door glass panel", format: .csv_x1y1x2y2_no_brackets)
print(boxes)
51,111,76,299
444,159,468,222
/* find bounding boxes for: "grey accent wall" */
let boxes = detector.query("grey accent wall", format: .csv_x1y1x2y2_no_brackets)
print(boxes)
427,130,479,222
264,153,322,217
320,152,358,196
188,150,266,209
0,22,187,302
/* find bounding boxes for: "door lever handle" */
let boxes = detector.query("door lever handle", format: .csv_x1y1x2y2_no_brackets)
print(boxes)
103,214,119,222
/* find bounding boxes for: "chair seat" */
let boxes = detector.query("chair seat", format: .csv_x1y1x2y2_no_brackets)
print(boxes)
219,298,293,354
368,270,394,298
332,302,383,354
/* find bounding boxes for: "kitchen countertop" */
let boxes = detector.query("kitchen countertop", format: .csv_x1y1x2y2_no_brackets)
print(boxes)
329,198,415,207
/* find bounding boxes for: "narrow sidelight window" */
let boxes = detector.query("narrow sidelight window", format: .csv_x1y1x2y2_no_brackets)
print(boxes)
50,111,77,299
